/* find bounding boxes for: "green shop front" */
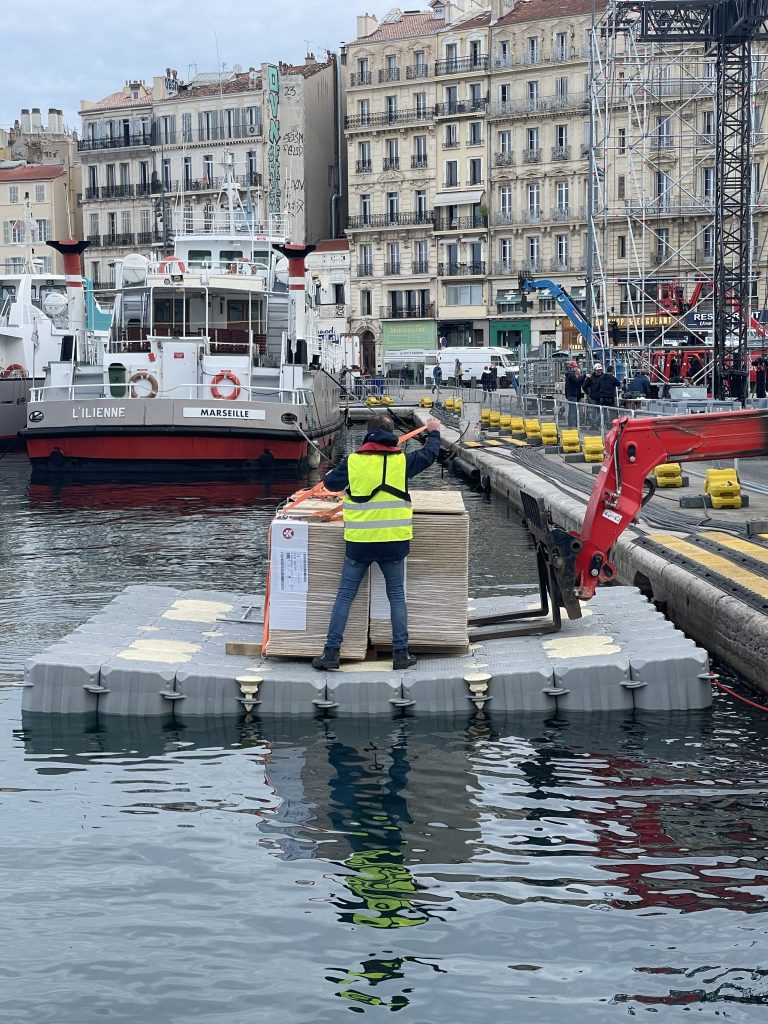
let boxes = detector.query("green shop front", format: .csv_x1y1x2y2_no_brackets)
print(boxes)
381,320,437,384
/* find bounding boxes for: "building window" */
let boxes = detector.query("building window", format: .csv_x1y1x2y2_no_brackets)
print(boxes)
555,234,569,263
181,113,192,142
445,123,458,147
703,166,715,199
415,189,428,216
555,77,568,101
140,209,151,234
618,128,626,154
359,98,371,124
499,238,512,268
617,174,625,200
36,219,51,242
445,160,458,187
526,127,539,152
387,241,400,273
386,192,400,222
527,182,540,214
555,180,569,212
35,184,45,203
386,95,398,121
468,121,482,146
499,185,512,215
555,124,568,148
358,140,371,171
469,158,482,185
9,185,19,203
415,92,427,117
499,83,510,104
89,213,99,236
203,155,214,187
121,211,131,235
445,283,483,305
657,227,670,259
526,235,540,267
361,289,372,315
162,158,172,190
617,234,626,258
183,156,192,189
498,130,512,153
526,36,540,64
360,194,371,223
527,80,539,105
555,32,569,61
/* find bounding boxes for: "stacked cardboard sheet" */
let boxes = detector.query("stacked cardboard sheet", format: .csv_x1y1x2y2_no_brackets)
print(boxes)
266,507,369,661
369,490,469,652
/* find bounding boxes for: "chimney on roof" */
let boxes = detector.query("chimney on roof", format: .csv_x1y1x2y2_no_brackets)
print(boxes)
30,108,42,132
305,52,316,64
490,0,510,24
47,108,57,133
20,109,31,133
356,12,378,38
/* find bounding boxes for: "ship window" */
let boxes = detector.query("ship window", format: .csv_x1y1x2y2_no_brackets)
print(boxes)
188,249,212,267
220,250,244,265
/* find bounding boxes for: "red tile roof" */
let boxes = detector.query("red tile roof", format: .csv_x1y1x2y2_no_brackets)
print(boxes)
315,238,349,252
355,11,445,43
496,0,602,25
0,165,65,182
83,90,152,112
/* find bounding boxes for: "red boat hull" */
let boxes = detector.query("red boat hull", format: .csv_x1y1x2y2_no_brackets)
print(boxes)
25,427,338,475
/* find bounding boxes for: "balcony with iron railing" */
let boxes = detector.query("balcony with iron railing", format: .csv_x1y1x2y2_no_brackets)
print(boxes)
552,145,571,161
350,71,372,86
78,133,152,152
442,139,460,149
101,233,135,248
86,234,101,247
487,94,588,119
383,157,400,171
494,151,514,167
379,67,401,82
520,262,542,276
695,134,716,148
434,99,487,117
493,260,515,275
438,261,486,276
356,160,373,173
412,261,430,274
466,178,484,188
357,263,375,277
523,148,542,164
652,135,675,149
550,206,570,222
435,56,489,76
550,257,570,272
384,262,402,275
521,208,542,224
100,184,135,199
434,214,488,231
345,108,433,129
411,155,429,169
380,303,435,319
137,231,158,245
494,211,514,226
406,64,430,80
695,248,715,264
347,211,434,229
580,143,591,157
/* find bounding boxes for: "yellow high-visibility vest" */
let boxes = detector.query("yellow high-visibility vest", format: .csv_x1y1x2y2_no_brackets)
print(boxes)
343,451,413,543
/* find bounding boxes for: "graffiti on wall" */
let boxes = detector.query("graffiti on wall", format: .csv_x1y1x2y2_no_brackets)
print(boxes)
267,64,281,214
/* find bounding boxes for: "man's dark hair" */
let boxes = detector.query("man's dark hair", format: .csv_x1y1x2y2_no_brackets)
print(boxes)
369,413,395,433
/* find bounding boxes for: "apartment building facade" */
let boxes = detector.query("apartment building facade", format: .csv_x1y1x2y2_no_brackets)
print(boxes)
0,164,73,274
78,59,339,290
345,0,768,369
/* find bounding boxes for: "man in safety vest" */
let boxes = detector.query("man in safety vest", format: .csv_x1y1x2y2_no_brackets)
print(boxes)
312,413,442,672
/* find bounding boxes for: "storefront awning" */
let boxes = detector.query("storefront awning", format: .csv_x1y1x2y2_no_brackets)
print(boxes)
433,188,484,207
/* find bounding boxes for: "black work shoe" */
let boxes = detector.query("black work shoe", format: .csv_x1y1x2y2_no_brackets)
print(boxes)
312,647,340,671
392,649,417,671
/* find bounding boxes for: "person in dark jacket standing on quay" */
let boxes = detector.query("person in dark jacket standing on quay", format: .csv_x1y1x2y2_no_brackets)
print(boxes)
564,360,584,428
312,414,441,672
626,368,652,398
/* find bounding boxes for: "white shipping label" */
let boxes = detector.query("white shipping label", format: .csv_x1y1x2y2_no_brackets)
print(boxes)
369,561,407,620
269,519,309,631
601,509,623,524
277,549,308,593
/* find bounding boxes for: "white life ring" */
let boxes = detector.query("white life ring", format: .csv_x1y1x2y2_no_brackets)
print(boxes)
128,370,159,398
158,257,186,276
210,369,241,400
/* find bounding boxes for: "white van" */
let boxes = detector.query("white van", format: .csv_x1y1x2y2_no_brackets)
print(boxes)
424,347,519,388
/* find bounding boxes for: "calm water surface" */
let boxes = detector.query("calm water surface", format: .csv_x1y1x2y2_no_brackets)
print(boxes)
1,437,767,1023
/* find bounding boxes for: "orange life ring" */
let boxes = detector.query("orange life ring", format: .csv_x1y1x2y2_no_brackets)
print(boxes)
211,369,241,400
128,370,159,398
0,363,29,379
158,257,186,275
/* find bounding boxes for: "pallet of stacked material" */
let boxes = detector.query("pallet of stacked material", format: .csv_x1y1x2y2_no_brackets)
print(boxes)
266,504,369,661
369,490,469,653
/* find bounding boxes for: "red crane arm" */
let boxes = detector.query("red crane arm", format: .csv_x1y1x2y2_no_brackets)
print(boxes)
574,410,768,599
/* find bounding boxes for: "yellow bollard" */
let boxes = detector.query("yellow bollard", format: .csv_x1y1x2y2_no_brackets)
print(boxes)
510,416,525,437
653,462,684,488
704,468,741,508
418,395,433,408
540,422,558,447
560,428,581,454
524,418,542,439
499,413,512,434
582,435,605,463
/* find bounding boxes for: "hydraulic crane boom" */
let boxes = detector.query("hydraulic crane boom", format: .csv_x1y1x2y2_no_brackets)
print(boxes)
573,410,768,599
518,274,603,353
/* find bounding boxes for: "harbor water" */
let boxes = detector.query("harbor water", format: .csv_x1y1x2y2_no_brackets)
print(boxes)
1,434,767,1022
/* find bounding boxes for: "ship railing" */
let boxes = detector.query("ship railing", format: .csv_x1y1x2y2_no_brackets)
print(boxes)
29,382,315,405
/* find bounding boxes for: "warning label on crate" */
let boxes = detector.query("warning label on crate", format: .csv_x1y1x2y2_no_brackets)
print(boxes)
269,519,309,630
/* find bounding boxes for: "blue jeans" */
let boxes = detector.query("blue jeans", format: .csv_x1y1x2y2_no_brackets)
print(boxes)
566,400,579,428
327,555,408,650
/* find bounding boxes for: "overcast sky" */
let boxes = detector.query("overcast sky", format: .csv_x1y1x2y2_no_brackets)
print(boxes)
0,0,378,130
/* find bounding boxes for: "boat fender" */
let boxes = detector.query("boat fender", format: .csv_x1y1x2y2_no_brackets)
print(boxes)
211,370,241,400
0,363,29,379
48,448,65,468
128,370,159,398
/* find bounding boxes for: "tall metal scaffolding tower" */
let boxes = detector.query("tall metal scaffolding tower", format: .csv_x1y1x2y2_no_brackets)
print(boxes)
590,1,768,398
